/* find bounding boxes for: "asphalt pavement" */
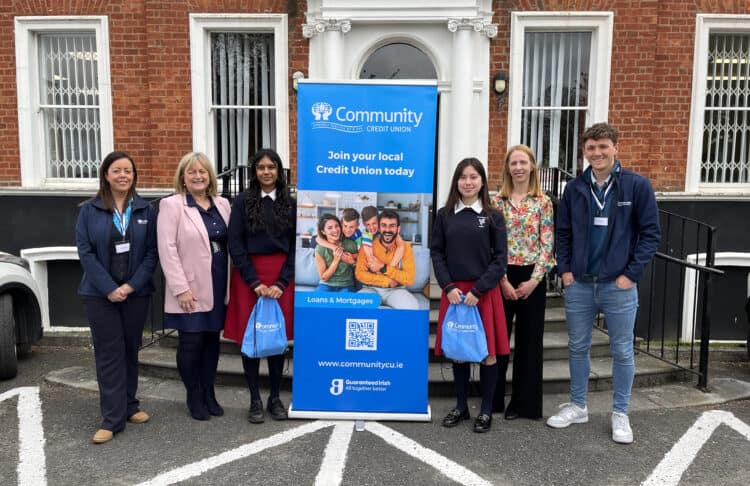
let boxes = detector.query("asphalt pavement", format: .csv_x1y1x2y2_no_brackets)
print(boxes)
1,345,749,486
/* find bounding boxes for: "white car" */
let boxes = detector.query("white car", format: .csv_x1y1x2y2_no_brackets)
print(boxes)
0,252,42,379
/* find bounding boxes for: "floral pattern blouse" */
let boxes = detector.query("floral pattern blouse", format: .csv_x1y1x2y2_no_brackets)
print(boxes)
493,193,556,281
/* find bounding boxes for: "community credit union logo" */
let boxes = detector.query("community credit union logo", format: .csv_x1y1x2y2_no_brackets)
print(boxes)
311,101,333,121
310,100,424,134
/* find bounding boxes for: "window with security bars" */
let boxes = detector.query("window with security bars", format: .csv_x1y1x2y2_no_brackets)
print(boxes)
702,33,750,184
521,32,591,174
39,32,101,179
211,32,276,174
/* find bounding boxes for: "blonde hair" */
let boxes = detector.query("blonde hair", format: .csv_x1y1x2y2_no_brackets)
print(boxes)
173,152,218,196
499,144,543,199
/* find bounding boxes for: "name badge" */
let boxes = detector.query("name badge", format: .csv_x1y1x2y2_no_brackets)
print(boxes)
115,241,131,254
594,217,609,227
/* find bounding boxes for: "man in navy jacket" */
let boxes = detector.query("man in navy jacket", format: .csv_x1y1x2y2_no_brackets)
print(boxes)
547,123,660,444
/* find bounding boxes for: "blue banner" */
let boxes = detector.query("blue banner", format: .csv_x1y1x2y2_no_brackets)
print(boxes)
292,82,436,419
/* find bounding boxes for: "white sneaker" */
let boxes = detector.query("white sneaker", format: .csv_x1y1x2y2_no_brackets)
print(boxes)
611,412,633,444
546,403,589,428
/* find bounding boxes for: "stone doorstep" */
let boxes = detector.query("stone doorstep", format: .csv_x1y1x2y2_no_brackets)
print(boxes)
137,345,689,396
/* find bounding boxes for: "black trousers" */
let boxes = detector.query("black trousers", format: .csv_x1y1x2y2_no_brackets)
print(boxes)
83,295,150,432
497,265,546,418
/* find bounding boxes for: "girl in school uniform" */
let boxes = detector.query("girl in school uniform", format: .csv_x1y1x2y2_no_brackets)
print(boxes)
431,157,509,433
224,148,296,424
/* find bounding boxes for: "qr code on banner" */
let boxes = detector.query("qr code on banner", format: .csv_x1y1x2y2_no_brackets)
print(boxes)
345,319,377,351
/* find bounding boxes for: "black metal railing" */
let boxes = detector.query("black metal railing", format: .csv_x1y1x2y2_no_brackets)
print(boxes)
217,165,292,201
539,167,574,294
634,210,723,390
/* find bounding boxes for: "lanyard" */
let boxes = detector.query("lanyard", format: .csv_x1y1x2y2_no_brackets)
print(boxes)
589,182,613,213
113,200,133,238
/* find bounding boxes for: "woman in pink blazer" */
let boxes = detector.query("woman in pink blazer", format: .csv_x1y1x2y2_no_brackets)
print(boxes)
157,152,231,421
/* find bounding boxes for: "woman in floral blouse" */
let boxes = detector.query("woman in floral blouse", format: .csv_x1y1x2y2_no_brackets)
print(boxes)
492,144,555,420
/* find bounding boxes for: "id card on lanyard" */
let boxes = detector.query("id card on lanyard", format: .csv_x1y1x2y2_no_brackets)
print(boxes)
590,183,612,227
113,201,132,254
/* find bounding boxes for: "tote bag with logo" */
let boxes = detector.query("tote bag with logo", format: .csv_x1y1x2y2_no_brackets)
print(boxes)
241,297,288,358
440,301,488,362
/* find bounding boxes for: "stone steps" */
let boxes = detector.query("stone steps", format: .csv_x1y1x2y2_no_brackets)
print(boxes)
138,345,687,396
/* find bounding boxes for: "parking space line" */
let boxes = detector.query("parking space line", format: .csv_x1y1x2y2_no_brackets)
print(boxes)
642,410,750,486
0,386,47,486
135,421,336,486
366,422,493,486
314,421,354,486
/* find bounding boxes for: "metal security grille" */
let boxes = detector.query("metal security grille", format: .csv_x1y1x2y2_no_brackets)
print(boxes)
521,32,591,174
39,33,101,179
211,32,276,173
702,33,750,184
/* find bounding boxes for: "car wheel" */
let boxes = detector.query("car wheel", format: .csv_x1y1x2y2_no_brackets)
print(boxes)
0,293,18,379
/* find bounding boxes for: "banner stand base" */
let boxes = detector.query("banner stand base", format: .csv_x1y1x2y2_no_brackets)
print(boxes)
288,404,431,422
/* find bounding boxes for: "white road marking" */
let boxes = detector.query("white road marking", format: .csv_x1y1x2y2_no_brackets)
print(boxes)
314,421,354,486
0,386,47,486
642,410,750,486
135,420,336,486
367,422,493,486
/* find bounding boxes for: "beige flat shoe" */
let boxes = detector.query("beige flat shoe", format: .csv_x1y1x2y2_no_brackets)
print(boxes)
128,410,150,424
92,429,113,444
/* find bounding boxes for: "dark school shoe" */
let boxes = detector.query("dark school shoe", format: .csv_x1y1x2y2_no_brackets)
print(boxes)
247,399,265,424
267,397,288,421
473,414,493,433
442,408,470,428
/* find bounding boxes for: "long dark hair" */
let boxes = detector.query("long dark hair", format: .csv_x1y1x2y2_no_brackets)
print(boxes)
444,157,495,217
94,151,137,212
245,148,293,235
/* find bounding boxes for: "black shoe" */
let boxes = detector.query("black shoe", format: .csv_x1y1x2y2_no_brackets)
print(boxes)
187,387,209,421
442,408,470,428
247,399,265,424
473,414,492,433
504,410,520,421
267,397,288,421
204,387,224,417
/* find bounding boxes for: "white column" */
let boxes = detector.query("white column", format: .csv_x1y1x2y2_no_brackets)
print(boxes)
437,18,497,207
302,19,351,80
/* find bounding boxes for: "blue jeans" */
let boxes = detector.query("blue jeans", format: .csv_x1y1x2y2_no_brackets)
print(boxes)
564,280,638,414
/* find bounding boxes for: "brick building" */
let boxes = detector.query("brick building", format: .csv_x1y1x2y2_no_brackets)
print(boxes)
1,1,748,337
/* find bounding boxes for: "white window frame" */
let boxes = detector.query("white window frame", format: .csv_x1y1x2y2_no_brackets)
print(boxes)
14,16,113,189
189,13,289,170
507,11,613,171
686,14,750,194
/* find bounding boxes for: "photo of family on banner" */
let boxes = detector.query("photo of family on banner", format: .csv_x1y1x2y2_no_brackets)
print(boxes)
290,81,437,421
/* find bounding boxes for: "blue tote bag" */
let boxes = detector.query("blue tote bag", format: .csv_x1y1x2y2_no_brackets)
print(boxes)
241,297,288,358
440,301,488,362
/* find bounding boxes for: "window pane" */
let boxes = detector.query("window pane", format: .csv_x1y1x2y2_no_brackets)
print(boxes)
211,33,276,172
702,33,750,183
39,33,101,179
521,32,591,173
359,43,437,79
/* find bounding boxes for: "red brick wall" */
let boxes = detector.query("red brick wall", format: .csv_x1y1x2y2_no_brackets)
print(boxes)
488,0,750,191
2,1,749,190
0,0,303,188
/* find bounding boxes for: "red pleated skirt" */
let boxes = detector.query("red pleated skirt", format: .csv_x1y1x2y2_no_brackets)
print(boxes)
434,281,510,357
223,253,294,344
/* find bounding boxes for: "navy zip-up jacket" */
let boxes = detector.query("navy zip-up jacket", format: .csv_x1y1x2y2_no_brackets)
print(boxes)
75,195,158,298
556,162,660,283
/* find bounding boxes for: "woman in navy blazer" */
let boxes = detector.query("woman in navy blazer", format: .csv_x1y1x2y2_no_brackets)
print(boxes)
75,151,158,444
157,152,231,421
